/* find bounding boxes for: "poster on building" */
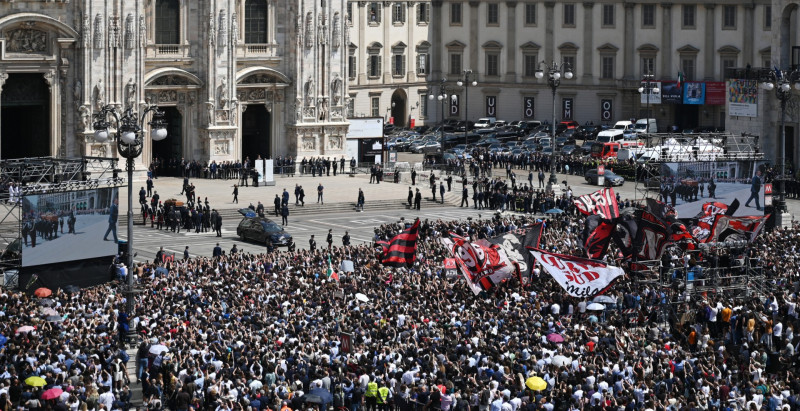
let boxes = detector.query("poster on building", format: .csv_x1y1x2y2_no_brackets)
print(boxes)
728,79,758,117
486,96,497,117
683,82,706,104
450,94,460,117
705,82,726,105
660,81,683,104
601,99,613,122
562,98,574,120
523,97,535,119
640,82,662,104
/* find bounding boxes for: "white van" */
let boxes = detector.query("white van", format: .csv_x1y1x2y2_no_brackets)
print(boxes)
474,117,497,129
634,118,657,134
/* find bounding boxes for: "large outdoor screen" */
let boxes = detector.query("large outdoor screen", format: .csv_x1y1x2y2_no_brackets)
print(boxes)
21,187,119,267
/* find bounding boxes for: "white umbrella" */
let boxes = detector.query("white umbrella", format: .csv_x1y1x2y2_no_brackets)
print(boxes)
149,344,169,355
249,380,263,391
552,355,570,367
586,303,605,311
355,293,370,303
592,295,617,304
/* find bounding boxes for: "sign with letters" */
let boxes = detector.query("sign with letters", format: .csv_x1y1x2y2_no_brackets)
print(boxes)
450,94,460,117
486,96,497,117
523,97,535,119
601,99,613,122
530,249,624,297
562,98,574,120
765,183,773,206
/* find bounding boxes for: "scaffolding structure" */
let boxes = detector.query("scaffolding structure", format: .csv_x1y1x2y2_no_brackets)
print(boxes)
0,157,123,288
633,132,765,201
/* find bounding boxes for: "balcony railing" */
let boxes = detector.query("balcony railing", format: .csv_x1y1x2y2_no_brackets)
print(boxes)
146,44,191,59
236,43,280,59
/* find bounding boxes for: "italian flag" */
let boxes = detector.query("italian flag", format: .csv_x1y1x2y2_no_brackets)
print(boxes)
326,255,339,281
676,71,684,90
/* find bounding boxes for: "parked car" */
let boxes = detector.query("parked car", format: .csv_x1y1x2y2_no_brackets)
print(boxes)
578,140,596,155
237,214,293,247
559,120,580,129
474,117,497,129
560,145,578,156
584,169,625,186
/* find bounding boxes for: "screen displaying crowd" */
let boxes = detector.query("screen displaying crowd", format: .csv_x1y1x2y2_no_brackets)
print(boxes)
0,210,797,411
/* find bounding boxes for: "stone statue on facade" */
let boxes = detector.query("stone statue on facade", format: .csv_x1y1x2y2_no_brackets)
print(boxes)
331,75,342,106
93,14,103,49
125,14,134,49
304,77,314,106
77,105,91,131
209,12,216,46
125,78,136,110
73,80,81,104
218,77,229,109
139,16,147,47
93,80,105,111
207,102,216,126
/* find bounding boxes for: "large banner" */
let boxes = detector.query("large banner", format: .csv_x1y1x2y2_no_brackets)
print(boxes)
442,235,516,295
21,187,119,267
728,79,758,117
708,214,768,243
573,187,620,219
487,223,543,278
640,82,662,104
683,82,706,104
660,81,683,104
705,82,726,105
530,249,625,297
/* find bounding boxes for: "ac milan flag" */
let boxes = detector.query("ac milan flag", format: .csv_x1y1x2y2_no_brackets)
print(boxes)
645,198,676,221
708,214,768,243
378,219,420,267
442,234,516,295
635,211,671,261
487,223,544,278
529,249,625,298
573,187,620,219
692,199,739,242
612,214,638,259
670,221,696,251
582,215,617,259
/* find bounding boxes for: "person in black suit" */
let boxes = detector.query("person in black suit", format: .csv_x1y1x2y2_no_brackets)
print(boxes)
309,235,317,251
213,210,223,237
414,188,422,210
326,229,333,250
103,198,119,242
212,243,222,257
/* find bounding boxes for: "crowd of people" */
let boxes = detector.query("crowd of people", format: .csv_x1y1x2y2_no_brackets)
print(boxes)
3,195,800,411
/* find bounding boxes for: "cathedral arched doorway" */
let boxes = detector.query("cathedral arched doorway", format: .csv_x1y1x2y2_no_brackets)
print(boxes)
1,73,50,159
390,89,407,128
242,105,271,161
152,107,183,173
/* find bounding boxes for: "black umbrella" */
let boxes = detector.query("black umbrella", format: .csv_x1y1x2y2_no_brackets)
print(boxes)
39,298,55,307
46,315,63,322
61,285,80,294
304,388,333,405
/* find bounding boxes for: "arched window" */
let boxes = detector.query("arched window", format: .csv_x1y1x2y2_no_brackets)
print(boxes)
245,0,268,44
155,0,180,44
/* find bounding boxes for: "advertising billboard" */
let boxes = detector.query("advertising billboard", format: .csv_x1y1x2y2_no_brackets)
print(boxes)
21,187,119,267
705,82,726,105
728,79,758,117
683,82,706,104
660,81,683,104
640,82,662,104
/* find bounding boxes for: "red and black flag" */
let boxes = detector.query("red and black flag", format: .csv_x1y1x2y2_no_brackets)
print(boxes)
670,220,697,251
634,211,671,261
582,215,617,259
645,198,676,221
612,214,638,259
708,214,768,243
378,219,420,267
573,187,620,219
692,199,739,242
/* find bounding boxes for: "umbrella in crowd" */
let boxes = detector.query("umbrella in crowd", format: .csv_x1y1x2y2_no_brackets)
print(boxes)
41,387,63,400
40,307,58,316
586,302,606,311
24,376,46,387
592,295,617,304
544,208,564,215
149,344,169,355
304,388,333,405
15,326,34,334
552,355,571,367
355,293,370,302
38,298,54,307
546,333,564,343
525,376,547,391
33,287,51,298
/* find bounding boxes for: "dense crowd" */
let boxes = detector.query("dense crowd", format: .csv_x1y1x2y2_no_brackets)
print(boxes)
3,201,800,410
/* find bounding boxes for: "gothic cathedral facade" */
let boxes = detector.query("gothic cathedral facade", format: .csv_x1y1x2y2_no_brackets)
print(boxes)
0,0,349,167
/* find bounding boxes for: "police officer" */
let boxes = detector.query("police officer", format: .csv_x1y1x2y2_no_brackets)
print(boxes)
213,243,222,257
326,229,333,250
365,376,378,411
309,235,317,251
461,186,469,207
342,231,351,246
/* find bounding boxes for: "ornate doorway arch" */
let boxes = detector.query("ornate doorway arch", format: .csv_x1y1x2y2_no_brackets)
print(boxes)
390,89,407,128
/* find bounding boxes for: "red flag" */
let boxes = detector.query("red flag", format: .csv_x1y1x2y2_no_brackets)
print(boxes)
692,200,739,242
573,187,620,219
708,214,768,243
379,219,420,268
635,212,670,261
441,234,515,295
582,215,617,259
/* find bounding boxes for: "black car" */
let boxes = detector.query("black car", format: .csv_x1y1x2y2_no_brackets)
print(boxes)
236,211,292,247
560,145,577,156
584,169,625,186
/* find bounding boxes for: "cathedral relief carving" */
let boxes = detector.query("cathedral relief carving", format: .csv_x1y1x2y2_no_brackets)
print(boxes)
305,13,314,49
241,74,277,84
5,28,47,53
301,135,316,151
151,75,194,86
332,12,341,50
214,140,230,155
124,14,134,49
93,14,103,49
328,135,343,150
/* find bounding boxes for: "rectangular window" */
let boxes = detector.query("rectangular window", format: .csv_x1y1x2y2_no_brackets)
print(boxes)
392,3,405,23
417,3,430,23
642,4,655,27
682,5,695,28
450,53,462,75
420,94,428,117
602,4,614,27
369,55,382,77
681,58,695,81
417,53,428,75
347,2,353,23
155,0,180,44
723,5,736,29
486,53,499,76
369,2,381,23
371,97,380,117
601,56,614,79
392,53,406,76
524,54,538,77
451,3,462,24
764,58,771,68
347,97,355,118
563,56,575,73
563,4,575,26
487,4,499,25
525,3,536,25
641,57,655,75
348,55,357,79
765,5,772,29
721,58,736,78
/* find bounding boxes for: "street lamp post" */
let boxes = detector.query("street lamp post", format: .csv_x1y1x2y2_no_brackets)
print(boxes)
760,68,800,225
429,78,448,154
92,104,167,320
457,70,477,148
535,61,573,193
638,73,660,147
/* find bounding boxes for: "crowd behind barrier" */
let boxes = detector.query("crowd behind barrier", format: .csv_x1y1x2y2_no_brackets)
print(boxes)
3,204,800,411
